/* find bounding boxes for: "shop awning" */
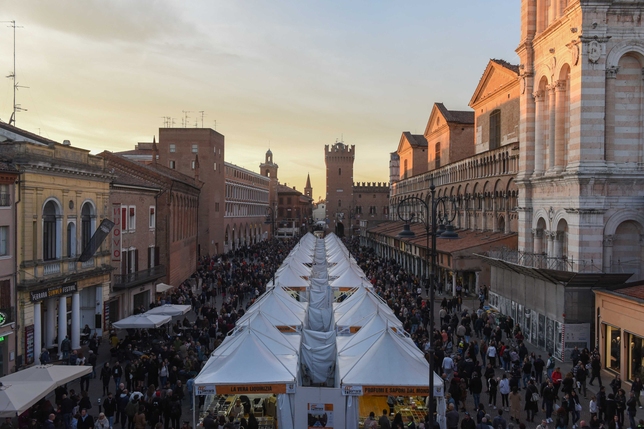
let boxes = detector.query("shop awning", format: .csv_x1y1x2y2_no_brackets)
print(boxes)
155,283,174,293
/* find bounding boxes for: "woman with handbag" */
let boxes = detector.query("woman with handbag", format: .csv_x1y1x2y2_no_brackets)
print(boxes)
568,391,581,429
525,379,540,422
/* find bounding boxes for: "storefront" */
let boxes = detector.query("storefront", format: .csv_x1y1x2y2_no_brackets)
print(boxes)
594,285,644,382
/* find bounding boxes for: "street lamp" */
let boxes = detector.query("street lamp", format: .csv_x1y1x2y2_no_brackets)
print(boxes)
396,181,458,428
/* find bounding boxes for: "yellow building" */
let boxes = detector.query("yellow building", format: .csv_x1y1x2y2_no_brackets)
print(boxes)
0,124,113,367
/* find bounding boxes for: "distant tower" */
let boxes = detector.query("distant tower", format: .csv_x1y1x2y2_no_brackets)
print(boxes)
259,149,279,210
325,141,355,233
304,173,312,199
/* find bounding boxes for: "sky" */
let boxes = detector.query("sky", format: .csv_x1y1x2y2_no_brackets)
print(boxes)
0,1,520,201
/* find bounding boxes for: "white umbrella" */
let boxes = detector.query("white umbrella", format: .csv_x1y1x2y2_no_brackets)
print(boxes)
112,314,172,329
145,304,191,317
0,364,92,386
0,381,53,417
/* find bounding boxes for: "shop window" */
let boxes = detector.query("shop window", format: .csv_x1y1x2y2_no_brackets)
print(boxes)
605,324,621,372
629,333,644,381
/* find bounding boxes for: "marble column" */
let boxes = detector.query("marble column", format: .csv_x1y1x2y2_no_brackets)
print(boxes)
605,68,617,162
34,301,42,364
548,85,556,171
46,298,56,348
452,272,457,297
554,80,566,171
71,292,81,350
58,296,67,358
534,90,545,175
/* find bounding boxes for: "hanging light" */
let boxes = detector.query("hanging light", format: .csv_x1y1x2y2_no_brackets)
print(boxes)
397,224,416,239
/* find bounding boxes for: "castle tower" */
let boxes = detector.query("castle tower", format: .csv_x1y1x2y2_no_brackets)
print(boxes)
304,173,312,199
259,149,279,212
325,142,354,231
516,0,644,280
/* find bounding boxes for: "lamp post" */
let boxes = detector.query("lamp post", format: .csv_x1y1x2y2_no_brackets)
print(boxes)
265,206,276,240
396,181,458,428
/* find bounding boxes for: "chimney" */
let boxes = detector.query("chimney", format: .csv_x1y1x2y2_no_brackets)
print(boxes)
152,136,158,165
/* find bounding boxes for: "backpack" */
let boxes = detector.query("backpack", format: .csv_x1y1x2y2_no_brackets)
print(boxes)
547,357,555,369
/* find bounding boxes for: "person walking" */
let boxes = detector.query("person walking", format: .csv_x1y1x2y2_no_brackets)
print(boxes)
500,374,511,411
525,379,539,423
510,387,522,423
627,391,638,429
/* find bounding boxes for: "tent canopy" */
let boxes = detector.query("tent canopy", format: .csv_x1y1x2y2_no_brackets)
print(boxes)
145,304,191,317
112,313,172,329
155,283,174,293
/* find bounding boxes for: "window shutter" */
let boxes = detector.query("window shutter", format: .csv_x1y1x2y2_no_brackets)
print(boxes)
148,247,152,269
154,246,160,266
121,250,128,276
122,207,127,231
0,280,10,309
134,249,139,272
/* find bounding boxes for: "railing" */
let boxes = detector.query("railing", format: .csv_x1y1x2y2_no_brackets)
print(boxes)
487,247,604,273
81,258,95,269
43,261,61,275
113,265,166,290
68,261,77,272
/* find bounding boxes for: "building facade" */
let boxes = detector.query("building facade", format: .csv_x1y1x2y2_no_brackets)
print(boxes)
157,128,225,258
0,124,113,367
0,159,18,375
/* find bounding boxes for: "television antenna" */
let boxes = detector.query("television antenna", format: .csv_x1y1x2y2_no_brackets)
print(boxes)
2,20,28,126
182,110,192,128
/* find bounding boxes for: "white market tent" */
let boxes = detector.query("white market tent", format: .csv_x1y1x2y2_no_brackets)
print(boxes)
145,304,192,317
0,365,92,417
155,283,174,293
112,313,172,329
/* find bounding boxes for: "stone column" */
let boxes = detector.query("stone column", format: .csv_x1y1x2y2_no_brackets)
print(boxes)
547,231,555,258
475,271,480,291
548,85,556,171
533,229,543,254
554,80,566,171
452,272,457,297
71,292,81,350
603,235,613,272
46,298,56,348
58,296,67,359
34,301,42,364
534,90,545,175
605,67,617,163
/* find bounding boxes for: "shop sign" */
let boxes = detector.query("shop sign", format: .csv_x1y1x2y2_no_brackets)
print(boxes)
0,311,6,326
214,384,287,395
362,385,430,396
341,385,363,396
24,324,34,365
196,385,216,396
30,282,78,302
307,403,334,429
104,301,110,328
112,203,121,262
286,383,296,393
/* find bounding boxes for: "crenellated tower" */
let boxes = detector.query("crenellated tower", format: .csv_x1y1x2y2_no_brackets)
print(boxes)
325,142,355,225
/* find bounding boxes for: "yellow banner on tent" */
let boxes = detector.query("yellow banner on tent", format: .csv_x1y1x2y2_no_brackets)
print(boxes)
362,386,430,396
215,384,287,394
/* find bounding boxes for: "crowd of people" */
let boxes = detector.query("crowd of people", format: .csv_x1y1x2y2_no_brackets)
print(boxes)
13,234,643,429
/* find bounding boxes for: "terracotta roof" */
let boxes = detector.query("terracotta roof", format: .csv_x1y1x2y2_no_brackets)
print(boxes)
491,58,520,74
403,132,428,148
368,220,517,254
609,285,644,300
435,103,474,124
112,168,161,190
278,183,302,195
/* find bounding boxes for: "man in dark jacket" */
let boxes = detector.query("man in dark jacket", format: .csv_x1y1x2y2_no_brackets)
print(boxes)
102,392,116,429
461,412,476,429
60,394,74,429
76,410,94,429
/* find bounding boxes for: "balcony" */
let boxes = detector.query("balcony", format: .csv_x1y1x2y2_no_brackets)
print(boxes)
0,308,14,325
113,265,166,290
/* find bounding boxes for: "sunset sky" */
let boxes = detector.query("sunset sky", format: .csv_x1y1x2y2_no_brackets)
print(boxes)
0,1,520,200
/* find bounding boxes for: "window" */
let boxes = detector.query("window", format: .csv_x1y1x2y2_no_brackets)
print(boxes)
121,207,127,233
128,206,136,232
355,206,362,214
605,324,621,372
0,280,9,309
81,203,94,251
0,226,7,256
370,206,376,215
169,144,176,153
147,246,159,269
0,184,9,206
435,143,441,168
338,168,342,176
489,109,501,150
191,160,195,170
338,199,342,207
169,161,176,169
43,200,59,261
215,202,220,212
149,206,155,229
629,333,644,381
214,163,217,171
66,222,76,257
287,197,292,205
192,144,198,153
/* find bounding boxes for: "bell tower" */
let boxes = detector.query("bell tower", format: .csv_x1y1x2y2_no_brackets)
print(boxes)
304,173,312,199
259,149,279,212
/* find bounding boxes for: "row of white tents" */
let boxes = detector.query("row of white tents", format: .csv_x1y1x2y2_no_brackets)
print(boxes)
193,233,445,429
111,304,192,329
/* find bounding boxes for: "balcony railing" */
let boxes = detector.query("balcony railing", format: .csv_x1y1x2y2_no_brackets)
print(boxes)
487,247,604,273
113,265,166,290
43,261,61,276
0,308,14,325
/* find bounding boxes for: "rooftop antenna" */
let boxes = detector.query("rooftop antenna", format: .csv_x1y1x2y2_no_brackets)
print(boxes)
199,111,205,128
3,20,27,126
182,110,192,128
